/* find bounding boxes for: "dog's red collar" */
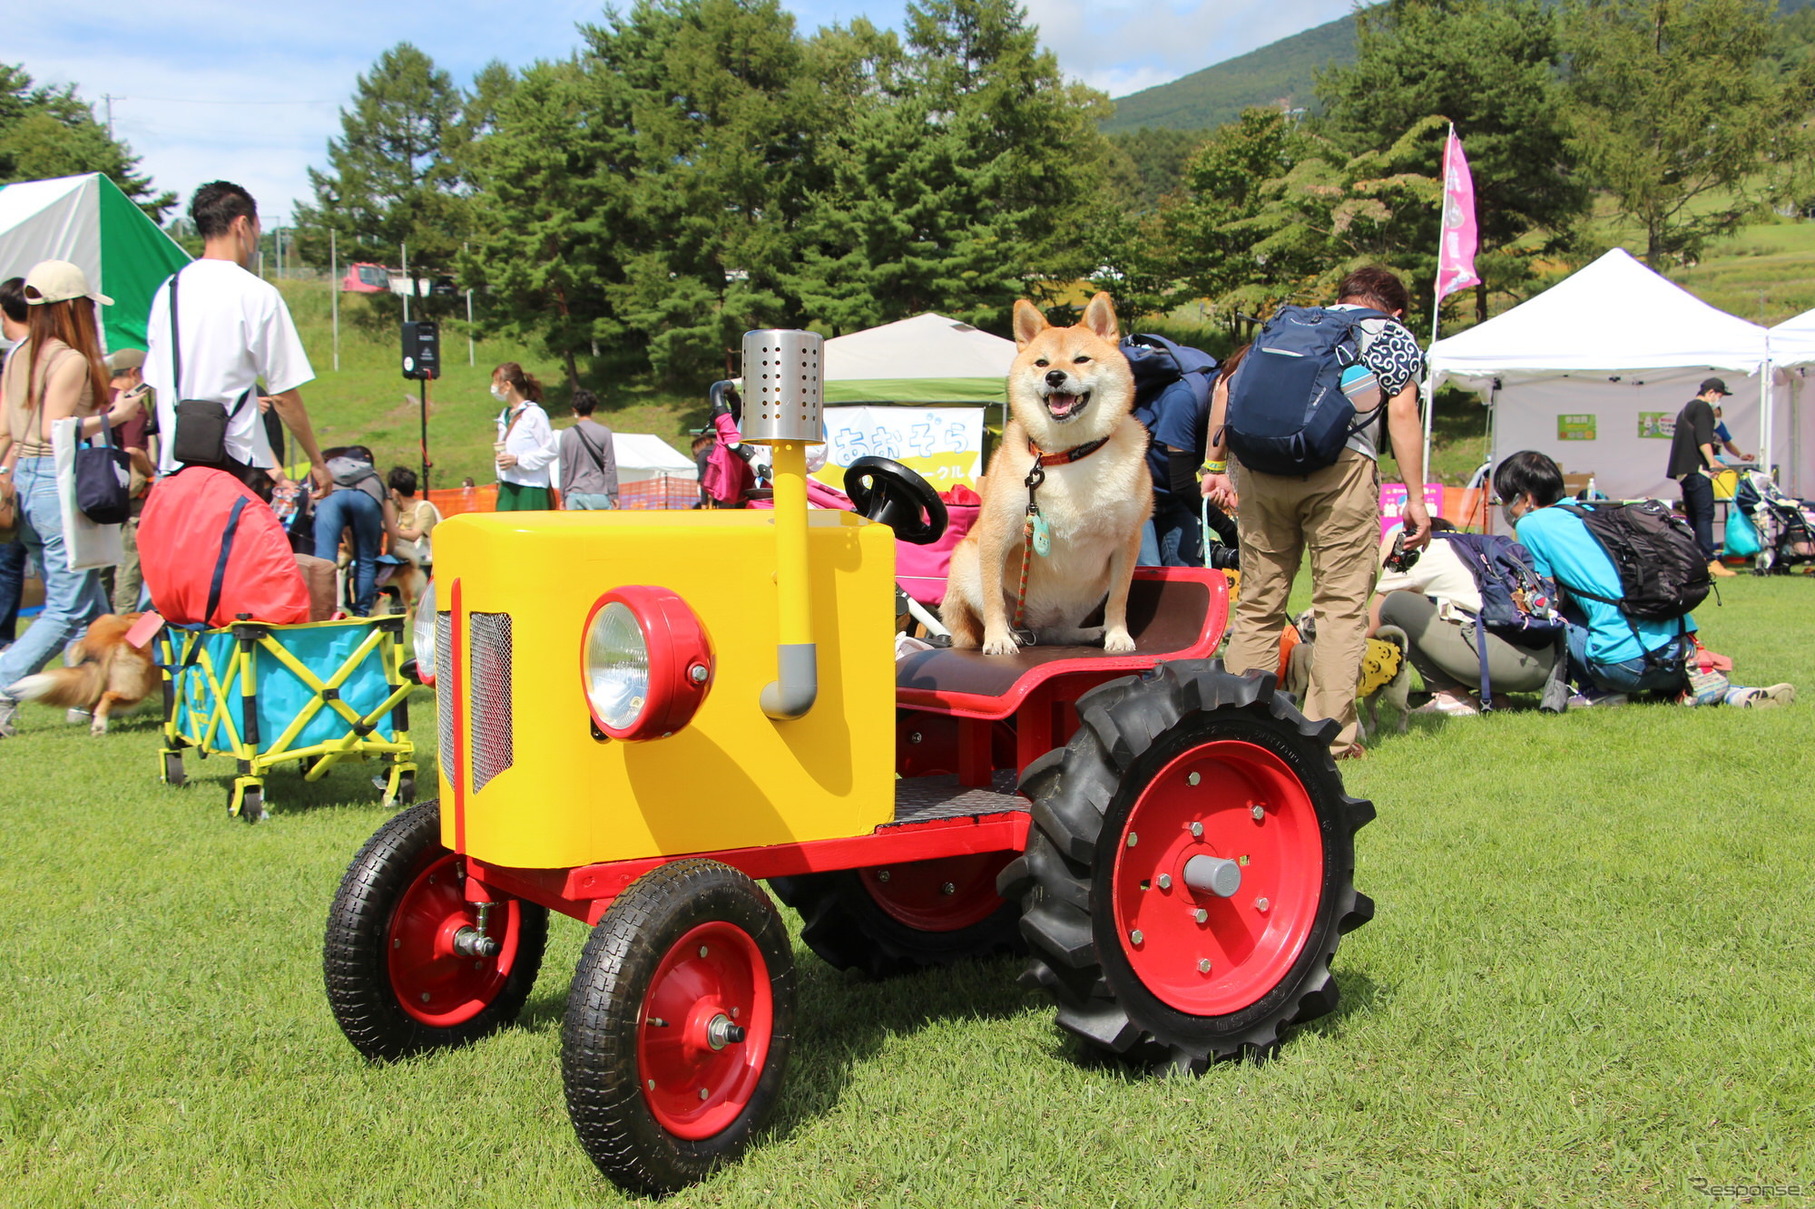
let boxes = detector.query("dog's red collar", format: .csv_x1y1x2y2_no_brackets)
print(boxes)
1028,436,1109,466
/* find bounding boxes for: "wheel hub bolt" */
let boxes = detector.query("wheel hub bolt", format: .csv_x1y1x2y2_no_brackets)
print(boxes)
878,870,891,882
1187,772,1200,786
420,992,431,1003
940,882,956,895
1156,874,1172,890
1127,833,1138,847
647,1079,656,1091
909,732,922,744
1193,908,1208,924
706,1014,746,1050
1189,822,1204,838
700,1088,710,1100
699,946,709,958
1198,958,1211,974
1251,805,1265,822
452,926,500,959
1256,897,1270,913
1129,929,1144,945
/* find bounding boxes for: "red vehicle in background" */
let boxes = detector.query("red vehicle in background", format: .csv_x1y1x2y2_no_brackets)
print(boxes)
341,262,390,294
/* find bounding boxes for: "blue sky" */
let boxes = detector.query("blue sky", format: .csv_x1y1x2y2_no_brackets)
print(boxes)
12,0,1355,227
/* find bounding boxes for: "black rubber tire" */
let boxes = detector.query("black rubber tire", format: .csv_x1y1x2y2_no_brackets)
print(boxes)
563,859,796,1196
999,660,1375,1074
324,800,548,1061
162,751,185,787
771,860,1022,979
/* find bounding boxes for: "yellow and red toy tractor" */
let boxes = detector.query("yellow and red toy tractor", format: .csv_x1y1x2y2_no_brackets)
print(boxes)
323,331,1374,1196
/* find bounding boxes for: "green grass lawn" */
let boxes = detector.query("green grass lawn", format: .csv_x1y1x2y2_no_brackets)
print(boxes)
4,575,1813,1206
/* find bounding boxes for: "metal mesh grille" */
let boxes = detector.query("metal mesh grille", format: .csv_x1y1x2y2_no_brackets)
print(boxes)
434,612,453,770
468,612,513,792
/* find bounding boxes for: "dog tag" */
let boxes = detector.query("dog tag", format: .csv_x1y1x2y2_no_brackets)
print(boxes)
1030,512,1052,557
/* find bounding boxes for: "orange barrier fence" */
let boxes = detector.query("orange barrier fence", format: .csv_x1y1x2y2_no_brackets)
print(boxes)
428,484,499,517
1441,485,1490,532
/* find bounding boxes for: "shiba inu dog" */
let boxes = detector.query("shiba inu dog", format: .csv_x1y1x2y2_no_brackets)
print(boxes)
942,292,1151,655
8,612,158,734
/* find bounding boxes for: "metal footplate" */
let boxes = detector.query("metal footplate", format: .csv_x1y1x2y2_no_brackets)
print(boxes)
889,770,1025,826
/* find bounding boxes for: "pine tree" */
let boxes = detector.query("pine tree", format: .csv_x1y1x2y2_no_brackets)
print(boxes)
0,64,174,220
294,43,471,270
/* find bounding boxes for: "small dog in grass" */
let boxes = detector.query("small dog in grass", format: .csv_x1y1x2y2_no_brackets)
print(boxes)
7,612,158,734
1284,611,1411,741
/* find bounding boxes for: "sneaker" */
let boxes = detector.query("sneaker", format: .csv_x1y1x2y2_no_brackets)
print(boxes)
1708,560,1738,579
1729,683,1795,709
1411,689,1481,717
1567,689,1629,709
66,707,92,725
0,695,15,738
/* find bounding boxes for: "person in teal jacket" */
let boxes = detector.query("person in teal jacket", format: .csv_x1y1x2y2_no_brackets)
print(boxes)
1493,449,1792,709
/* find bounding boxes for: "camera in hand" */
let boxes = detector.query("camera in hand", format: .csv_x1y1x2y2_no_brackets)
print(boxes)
1205,541,1240,571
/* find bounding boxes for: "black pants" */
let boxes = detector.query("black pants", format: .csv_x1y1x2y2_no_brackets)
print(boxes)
1678,471,1716,561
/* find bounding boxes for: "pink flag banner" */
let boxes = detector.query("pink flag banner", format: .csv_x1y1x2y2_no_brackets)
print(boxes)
1436,128,1481,302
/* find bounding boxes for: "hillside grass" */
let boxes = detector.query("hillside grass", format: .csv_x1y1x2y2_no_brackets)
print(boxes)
2,573,1812,1206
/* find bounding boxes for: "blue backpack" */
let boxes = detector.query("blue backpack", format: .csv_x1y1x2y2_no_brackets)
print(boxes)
1123,333,1218,494
1432,531,1568,708
1225,305,1389,476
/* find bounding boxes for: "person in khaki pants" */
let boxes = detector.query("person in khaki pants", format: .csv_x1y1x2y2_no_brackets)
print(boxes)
1201,267,1431,758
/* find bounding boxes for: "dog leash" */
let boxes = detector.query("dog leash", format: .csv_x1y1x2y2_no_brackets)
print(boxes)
1013,437,1111,632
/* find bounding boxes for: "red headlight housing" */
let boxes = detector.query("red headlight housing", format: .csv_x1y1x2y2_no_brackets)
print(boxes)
580,586,714,741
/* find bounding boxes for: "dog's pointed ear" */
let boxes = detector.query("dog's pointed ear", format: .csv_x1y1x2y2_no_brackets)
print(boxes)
1081,291,1119,342
1013,299,1047,348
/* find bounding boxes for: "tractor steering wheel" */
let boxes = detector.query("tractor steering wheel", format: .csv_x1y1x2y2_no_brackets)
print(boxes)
843,456,948,546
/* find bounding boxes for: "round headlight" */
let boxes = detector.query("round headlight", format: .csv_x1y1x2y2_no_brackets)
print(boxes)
582,587,713,741
413,580,438,685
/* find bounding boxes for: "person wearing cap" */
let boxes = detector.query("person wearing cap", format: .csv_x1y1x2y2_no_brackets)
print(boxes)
104,348,156,612
1667,377,1737,579
0,259,145,737
142,180,330,496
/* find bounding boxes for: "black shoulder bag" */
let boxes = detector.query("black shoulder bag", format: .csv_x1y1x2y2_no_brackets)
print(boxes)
74,410,133,525
167,270,253,468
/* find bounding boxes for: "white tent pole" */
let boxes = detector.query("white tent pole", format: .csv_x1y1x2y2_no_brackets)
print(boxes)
1421,123,1452,493
330,229,340,373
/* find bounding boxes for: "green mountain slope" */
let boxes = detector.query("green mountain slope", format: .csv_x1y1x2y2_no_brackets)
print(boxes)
1101,12,1358,134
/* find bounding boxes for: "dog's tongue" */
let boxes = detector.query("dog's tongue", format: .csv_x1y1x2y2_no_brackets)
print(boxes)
1048,393,1080,417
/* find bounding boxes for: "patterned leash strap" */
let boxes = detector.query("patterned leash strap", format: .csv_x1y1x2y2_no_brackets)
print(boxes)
1013,463,1046,632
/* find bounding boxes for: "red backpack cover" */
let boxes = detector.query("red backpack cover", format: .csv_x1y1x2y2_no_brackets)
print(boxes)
140,468,310,627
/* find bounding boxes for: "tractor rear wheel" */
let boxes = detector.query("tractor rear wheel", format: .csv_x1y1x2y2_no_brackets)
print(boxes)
324,800,548,1061
1000,661,1374,1073
770,853,1021,979
564,859,795,1196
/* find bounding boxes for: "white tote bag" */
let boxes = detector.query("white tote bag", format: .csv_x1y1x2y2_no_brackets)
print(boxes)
52,416,123,571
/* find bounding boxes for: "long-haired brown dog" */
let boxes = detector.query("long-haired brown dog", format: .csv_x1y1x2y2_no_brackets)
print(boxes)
941,292,1151,655
7,612,158,734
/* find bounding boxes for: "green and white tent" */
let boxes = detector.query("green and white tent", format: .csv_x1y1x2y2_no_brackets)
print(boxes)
822,312,1015,404
0,172,190,353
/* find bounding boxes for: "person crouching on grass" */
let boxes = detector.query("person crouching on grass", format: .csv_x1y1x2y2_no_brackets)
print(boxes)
1493,449,1792,709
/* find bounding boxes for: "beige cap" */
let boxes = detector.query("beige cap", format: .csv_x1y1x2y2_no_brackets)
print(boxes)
23,259,113,307
106,347,147,373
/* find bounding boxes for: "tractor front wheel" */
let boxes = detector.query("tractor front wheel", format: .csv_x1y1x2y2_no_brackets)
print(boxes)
324,800,548,1061
1001,662,1374,1073
563,859,795,1196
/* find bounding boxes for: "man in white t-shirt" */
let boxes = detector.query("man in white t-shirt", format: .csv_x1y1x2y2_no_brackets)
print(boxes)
143,181,330,493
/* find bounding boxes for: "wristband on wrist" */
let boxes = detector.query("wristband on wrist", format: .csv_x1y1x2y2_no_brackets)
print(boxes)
1203,460,1228,474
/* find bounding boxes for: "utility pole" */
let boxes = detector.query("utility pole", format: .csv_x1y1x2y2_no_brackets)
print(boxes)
330,229,340,372
463,240,475,366
401,241,410,324
102,94,115,140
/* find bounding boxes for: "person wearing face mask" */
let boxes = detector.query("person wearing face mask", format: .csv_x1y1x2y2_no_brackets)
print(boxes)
142,181,331,498
490,362,557,511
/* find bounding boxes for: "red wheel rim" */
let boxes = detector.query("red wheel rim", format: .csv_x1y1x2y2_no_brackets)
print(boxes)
638,921,773,1140
858,853,1014,932
387,851,526,1027
1111,739,1323,1016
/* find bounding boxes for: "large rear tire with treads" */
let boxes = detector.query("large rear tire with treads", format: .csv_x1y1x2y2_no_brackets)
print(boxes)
999,661,1374,1073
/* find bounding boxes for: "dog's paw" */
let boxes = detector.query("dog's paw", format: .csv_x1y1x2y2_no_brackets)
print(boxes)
89,719,109,736
981,630,1021,656
1103,627,1136,654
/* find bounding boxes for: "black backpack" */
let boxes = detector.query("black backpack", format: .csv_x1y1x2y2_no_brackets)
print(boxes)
1224,305,1390,476
1557,500,1712,622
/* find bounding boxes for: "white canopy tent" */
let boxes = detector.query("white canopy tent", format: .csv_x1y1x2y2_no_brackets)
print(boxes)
1767,307,1815,494
548,431,695,491
1429,249,1778,500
